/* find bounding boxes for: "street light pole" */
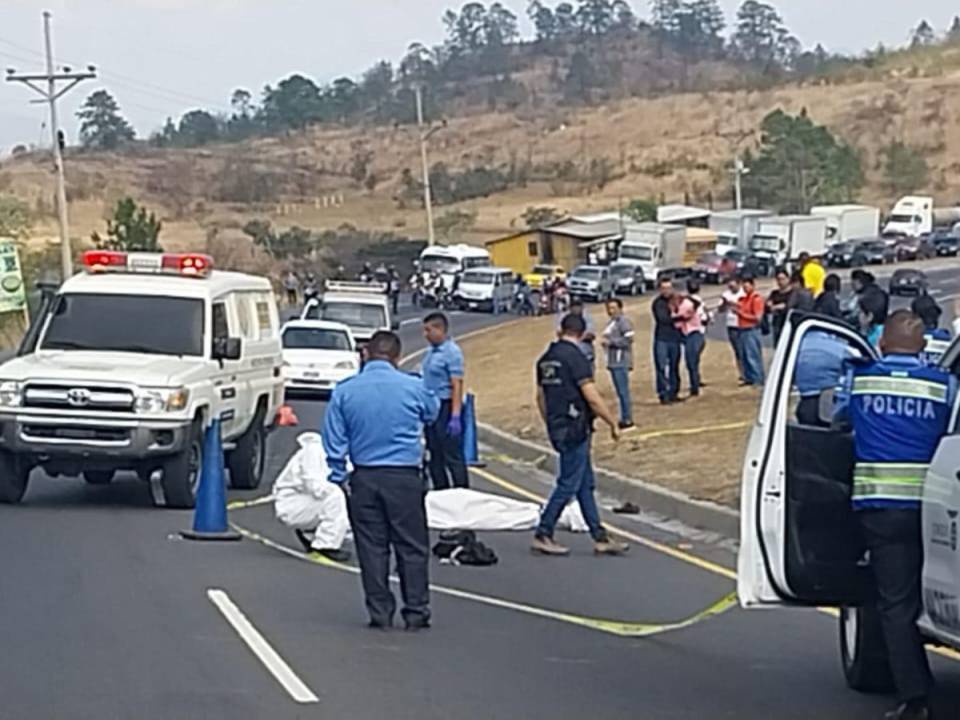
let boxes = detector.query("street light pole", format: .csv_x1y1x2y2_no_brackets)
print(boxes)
415,85,436,247
6,11,95,279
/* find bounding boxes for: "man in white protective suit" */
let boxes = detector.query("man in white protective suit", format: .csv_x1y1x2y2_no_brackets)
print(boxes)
274,432,351,562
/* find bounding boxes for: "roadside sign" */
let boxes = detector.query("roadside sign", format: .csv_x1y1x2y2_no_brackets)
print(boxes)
0,241,27,315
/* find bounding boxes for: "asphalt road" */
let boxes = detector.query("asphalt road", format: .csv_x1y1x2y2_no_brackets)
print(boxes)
3,273,960,719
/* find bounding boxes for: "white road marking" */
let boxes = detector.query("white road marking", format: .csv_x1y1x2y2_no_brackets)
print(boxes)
207,589,319,704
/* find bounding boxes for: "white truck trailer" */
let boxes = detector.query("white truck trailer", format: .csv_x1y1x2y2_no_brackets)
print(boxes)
810,204,880,244
617,223,687,288
709,210,774,255
750,215,828,268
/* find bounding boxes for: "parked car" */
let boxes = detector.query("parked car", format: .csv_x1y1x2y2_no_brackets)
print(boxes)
851,239,897,266
895,234,937,261
932,232,960,257
692,252,724,283
523,264,566,291
824,241,857,268
889,268,929,296
609,263,646,295
567,265,614,302
720,250,771,280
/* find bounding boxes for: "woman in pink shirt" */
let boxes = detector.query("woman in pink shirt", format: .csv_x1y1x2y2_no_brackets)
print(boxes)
673,279,707,397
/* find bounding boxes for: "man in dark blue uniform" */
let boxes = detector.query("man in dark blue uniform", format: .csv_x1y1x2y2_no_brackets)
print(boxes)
836,310,957,720
322,331,440,630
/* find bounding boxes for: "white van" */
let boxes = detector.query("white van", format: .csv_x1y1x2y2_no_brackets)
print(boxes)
0,250,284,509
454,267,513,313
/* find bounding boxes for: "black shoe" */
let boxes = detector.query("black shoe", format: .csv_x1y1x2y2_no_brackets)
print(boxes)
618,420,635,430
659,398,669,405
884,700,931,720
404,620,431,632
294,530,313,553
689,390,700,397
318,547,351,563
368,620,392,631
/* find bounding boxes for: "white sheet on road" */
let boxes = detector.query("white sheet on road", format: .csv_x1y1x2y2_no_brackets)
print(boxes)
426,488,589,533
273,436,589,538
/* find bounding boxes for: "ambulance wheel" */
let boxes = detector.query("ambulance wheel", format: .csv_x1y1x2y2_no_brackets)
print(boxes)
83,470,115,485
0,450,30,504
228,406,266,490
840,605,895,693
156,420,203,509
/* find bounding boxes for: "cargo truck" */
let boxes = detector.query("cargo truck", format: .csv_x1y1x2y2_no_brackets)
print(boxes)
616,222,686,288
883,195,960,237
709,209,773,256
810,204,880,244
750,215,828,268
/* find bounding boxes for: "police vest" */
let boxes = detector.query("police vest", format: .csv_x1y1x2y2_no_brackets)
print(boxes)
921,328,952,366
849,357,953,510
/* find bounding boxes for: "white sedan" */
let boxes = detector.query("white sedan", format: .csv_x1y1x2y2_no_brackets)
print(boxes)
281,320,360,397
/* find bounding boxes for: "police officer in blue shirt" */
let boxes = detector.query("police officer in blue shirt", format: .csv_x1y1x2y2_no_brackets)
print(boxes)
322,331,440,630
421,312,469,490
794,330,853,427
835,310,956,720
912,293,952,366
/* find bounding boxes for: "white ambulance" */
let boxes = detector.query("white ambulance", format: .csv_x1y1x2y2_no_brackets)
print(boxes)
0,250,284,509
738,312,960,692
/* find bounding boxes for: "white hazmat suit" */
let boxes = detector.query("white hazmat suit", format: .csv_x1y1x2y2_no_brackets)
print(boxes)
273,433,349,552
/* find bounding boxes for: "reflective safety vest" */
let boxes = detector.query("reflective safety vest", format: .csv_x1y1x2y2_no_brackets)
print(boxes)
921,328,952,366
848,355,955,510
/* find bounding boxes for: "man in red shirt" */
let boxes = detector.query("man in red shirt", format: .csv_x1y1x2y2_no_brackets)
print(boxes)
735,274,766,386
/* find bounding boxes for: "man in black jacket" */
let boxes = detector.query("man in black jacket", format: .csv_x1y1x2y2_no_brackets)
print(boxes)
652,277,683,404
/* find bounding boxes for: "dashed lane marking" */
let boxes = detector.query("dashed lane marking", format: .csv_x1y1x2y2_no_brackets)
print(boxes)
207,589,320,704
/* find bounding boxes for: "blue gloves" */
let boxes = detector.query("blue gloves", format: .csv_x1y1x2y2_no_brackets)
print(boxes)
446,414,463,437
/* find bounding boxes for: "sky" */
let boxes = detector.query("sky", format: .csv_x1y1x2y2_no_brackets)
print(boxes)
1,0,958,152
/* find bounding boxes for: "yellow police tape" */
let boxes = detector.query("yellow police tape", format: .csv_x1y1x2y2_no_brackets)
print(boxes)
228,492,738,639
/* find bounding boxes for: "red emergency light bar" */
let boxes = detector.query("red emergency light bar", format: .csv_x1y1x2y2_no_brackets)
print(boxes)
82,251,213,278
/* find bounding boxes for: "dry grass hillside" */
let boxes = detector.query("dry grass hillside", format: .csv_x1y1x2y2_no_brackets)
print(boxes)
4,55,960,261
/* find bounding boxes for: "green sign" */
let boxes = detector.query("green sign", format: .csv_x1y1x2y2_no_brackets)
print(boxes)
0,241,26,315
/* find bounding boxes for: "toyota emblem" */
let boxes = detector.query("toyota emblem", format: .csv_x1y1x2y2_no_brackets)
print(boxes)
66,388,91,407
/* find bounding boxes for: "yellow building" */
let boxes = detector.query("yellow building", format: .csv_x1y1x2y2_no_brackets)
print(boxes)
485,219,623,275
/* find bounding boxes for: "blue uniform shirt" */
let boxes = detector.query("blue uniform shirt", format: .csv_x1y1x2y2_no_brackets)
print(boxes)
794,330,853,398
322,360,440,484
421,338,464,401
835,353,956,510
922,328,952,366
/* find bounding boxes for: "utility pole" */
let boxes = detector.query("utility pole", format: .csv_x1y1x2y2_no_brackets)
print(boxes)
6,12,96,279
415,85,436,247
731,156,750,210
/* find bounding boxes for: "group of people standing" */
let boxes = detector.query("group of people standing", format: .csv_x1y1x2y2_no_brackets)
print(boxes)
652,277,713,403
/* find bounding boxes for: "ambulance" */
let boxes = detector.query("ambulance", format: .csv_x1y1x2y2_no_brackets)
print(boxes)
0,250,284,509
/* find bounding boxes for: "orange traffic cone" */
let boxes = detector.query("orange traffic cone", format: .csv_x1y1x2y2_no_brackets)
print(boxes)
277,405,299,427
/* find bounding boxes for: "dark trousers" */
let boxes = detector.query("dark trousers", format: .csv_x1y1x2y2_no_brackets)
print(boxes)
653,339,682,401
683,332,705,395
348,467,430,627
426,399,469,490
537,437,604,541
857,509,932,703
391,293,399,316
796,395,828,427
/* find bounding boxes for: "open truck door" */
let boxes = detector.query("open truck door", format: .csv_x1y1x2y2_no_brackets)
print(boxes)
738,312,879,608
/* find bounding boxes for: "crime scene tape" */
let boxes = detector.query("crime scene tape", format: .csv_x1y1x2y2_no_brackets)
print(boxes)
228,502,738,639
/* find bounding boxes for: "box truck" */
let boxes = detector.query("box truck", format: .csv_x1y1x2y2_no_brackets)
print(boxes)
750,215,828,267
811,204,880,244
709,210,773,255
617,222,686,288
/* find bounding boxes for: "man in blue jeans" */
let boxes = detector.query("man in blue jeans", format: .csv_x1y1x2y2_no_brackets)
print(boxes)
532,313,629,557
652,277,684,404
602,298,635,430
734,274,766,387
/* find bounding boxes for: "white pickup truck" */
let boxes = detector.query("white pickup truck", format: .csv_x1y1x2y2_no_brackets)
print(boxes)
302,281,399,345
0,250,284,509
738,312,960,693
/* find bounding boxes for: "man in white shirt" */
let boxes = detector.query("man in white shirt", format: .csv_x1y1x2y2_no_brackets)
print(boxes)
719,277,746,383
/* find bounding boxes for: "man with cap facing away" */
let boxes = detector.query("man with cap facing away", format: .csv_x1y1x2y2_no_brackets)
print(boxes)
322,331,440,630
